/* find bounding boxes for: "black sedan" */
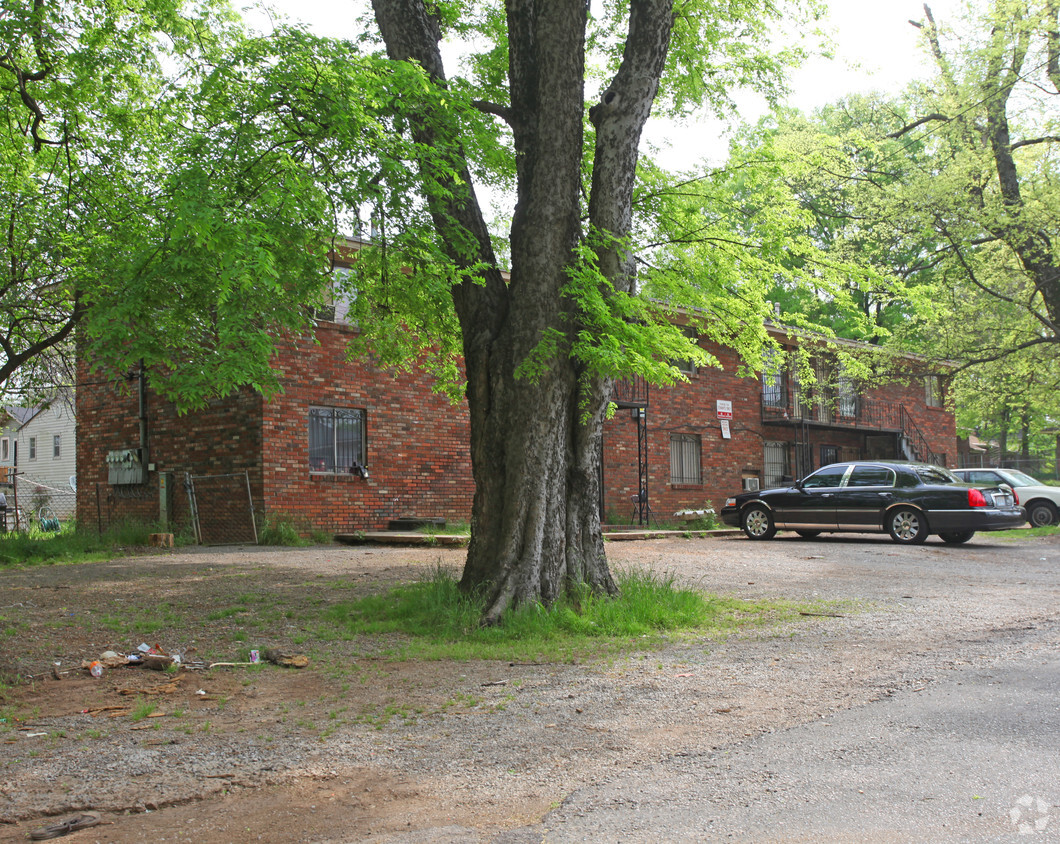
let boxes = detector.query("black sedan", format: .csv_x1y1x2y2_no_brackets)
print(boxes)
721,461,1025,544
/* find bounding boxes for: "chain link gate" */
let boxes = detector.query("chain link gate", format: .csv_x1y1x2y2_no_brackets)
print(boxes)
185,471,258,545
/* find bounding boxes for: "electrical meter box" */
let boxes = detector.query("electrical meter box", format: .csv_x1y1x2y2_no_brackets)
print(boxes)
106,449,146,485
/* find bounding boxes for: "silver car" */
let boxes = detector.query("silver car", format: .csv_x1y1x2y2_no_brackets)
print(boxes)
951,468,1060,527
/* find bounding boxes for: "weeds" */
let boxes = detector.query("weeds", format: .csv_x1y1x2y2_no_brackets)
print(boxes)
258,512,332,546
0,521,190,569
130,698,157,722
323,565,825,662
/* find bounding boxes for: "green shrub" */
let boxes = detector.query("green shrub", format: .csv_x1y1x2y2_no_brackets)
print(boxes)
258,512,313,546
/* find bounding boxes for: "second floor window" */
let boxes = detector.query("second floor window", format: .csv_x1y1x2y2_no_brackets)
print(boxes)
762,350,786,409
28,437,36,459
53,435,61,459
925,375,942,408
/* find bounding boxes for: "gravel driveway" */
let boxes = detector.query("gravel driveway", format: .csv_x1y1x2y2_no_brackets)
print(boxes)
1,531,1058,843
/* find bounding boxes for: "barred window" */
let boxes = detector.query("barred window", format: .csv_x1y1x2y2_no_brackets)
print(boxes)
761,350,786,409
669,433,702,485
309,407,366,474
763,441,789,489
837,376,857,417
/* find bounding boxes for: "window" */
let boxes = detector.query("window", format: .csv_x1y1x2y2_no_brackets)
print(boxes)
672,326,698,375
28,437,35,460
763,441,790,489
801,465,848,489
925,375,942,408
309,407,366,474
914,465,959,485
836,376,857,417
314,266,357,324
669,434,702,485
820,445,839,466
761,350,786,409
0,438,7,461
848,465,896,487
52,435,61,459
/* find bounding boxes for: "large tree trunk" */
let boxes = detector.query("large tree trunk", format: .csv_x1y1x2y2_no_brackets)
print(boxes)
372,0,672,622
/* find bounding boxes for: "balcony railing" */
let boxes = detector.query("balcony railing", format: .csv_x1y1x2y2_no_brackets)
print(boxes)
762,394,945,465
762,395,903,431
612,375,648,408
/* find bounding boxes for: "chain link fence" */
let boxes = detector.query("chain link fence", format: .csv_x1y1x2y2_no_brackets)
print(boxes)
93,479,159,534
957,454,1058,480
2,473,77,530
185,472,258,545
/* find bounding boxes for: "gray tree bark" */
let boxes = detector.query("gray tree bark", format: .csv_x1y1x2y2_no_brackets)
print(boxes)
371,0,673,622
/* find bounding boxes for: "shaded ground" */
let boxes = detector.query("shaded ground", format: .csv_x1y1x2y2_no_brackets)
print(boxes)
1,534,1058,842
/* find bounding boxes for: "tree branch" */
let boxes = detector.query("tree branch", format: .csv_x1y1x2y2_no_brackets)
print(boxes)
471,99,512,124
887,113,950,138
1010,135,1060,150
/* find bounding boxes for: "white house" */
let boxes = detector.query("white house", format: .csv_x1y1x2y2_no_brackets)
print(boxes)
0,406,34,486
1,394,76,519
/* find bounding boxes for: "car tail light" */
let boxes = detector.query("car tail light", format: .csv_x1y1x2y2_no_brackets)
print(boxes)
968,488,988,508
1012,490,1019,505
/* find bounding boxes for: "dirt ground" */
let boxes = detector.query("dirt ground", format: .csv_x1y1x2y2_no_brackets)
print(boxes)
1,534,1058,843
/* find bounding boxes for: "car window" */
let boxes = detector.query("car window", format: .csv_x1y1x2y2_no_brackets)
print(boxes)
965,471,1000,485
1001,470,1038,487
801,466,848,488
914,465,959,485
847,465,895,487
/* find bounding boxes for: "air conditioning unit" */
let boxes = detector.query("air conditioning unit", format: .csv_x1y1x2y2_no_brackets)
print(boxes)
742,477,761,492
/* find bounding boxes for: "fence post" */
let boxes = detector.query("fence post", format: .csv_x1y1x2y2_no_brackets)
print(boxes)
244,470,258,544
184,473,202,544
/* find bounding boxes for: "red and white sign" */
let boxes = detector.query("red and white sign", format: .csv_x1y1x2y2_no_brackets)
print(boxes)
716,400,733,419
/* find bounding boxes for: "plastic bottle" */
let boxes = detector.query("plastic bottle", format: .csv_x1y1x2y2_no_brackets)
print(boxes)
89,661,103,678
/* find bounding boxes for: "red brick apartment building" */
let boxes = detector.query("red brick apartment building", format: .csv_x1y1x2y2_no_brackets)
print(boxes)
77,309,956,539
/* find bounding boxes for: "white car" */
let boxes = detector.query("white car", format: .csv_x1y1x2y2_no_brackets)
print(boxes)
951,468,1060,528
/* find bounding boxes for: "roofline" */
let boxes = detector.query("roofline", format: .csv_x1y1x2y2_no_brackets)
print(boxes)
658,301,956,368
321,245,953,370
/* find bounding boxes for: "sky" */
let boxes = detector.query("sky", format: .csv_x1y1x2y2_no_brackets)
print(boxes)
255,0,962,104
252,0,963,172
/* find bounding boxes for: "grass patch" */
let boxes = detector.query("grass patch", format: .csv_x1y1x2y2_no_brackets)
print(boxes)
0,522,190,568
129,697,158,722
258,512,333,546
323,566,824,662
989,524,1060,540
416,521,471,536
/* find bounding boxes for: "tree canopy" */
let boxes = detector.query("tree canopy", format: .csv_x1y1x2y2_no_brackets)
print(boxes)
0,0,380,406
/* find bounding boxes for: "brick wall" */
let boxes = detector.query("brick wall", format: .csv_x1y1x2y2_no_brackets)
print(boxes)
76,361,265,532
77,325,958,535
602,339,959,523
260,324,474,532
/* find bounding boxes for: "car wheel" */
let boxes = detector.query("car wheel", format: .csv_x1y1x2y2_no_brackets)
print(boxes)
939,530,975,544
742,505,776,540
887,507,928,544
1027,501,1058,528
795,530,821,538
